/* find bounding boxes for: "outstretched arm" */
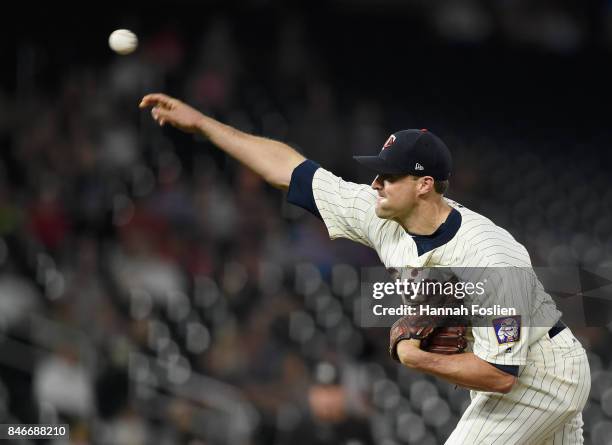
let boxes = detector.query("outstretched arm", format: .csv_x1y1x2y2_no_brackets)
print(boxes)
139,93,305,190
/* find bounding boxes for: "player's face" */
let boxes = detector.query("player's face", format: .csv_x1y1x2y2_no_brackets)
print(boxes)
371,174,419,219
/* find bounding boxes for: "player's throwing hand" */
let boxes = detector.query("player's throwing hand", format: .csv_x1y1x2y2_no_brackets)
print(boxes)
139,93,205,133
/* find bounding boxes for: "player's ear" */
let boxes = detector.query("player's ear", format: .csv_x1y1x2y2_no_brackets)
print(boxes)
417,176,435,195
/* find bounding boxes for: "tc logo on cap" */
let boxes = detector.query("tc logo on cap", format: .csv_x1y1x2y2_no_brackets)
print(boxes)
382,134,396,151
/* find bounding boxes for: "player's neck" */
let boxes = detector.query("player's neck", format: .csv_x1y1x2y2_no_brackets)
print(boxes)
397,198,452,236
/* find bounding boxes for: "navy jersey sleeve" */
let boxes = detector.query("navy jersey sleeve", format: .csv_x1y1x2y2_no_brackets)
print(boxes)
489,363,519,377
286,160,322,220
289,162,378,248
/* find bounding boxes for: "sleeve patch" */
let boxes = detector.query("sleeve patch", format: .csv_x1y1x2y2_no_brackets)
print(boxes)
493,315,521,344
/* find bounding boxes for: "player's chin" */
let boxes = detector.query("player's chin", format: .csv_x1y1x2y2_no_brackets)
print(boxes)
374,204,393,219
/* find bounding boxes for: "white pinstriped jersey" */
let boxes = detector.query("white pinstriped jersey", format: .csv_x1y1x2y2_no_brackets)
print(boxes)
289,162,590,444
310,166,562,366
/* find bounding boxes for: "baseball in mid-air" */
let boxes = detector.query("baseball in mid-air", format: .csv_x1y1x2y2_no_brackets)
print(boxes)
108,29,138,55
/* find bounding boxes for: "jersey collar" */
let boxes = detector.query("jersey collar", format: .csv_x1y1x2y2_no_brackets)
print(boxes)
408,208,462,257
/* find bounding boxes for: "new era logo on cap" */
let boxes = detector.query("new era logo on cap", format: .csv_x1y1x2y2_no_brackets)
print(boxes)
415,163,424,170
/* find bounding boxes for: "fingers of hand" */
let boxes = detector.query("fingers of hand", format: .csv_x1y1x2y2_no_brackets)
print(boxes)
151,106,167,126
403,338,421,348
140,94,160,108
139,93,174,109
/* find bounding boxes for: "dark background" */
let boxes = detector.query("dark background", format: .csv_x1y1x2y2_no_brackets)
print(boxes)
1,1,611,444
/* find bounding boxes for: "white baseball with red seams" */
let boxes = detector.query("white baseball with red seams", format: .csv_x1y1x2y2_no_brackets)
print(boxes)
108,29,138,55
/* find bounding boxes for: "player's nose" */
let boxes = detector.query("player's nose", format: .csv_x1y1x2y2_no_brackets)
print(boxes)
371,175,383,190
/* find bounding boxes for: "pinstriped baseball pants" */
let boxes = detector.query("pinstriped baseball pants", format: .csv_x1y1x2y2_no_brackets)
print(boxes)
446,328,591,445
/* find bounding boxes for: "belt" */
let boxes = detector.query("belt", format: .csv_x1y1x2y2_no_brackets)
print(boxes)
548,320,566,339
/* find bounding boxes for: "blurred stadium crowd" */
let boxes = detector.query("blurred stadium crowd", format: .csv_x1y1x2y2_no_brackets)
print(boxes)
2,3,612,445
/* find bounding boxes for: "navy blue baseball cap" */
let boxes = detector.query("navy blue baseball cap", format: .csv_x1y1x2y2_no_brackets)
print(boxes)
353,129,452,180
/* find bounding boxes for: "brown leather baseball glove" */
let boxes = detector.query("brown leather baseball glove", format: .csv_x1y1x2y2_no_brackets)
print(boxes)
389,319,468,361
389,285,469,361
386,269,470,361
421,325,468,355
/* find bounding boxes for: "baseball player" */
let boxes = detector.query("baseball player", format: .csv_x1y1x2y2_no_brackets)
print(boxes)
140,94,591,444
